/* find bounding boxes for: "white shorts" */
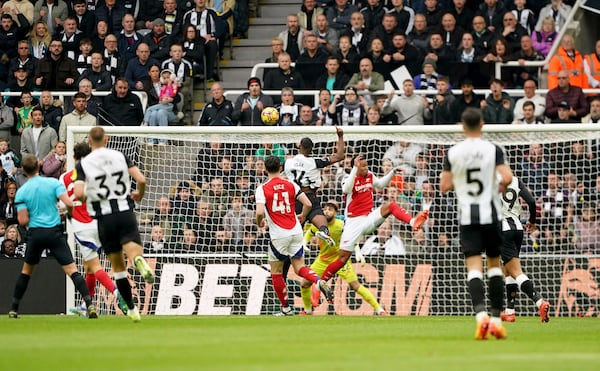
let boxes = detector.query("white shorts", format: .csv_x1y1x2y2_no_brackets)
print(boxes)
340,207,386,252
268,233,304,262
72,219,101,262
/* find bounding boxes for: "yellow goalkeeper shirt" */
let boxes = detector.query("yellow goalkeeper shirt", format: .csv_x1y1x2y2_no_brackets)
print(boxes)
304,219,343,265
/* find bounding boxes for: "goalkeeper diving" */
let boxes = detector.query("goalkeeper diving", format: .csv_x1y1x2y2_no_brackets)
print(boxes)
300,200,388,316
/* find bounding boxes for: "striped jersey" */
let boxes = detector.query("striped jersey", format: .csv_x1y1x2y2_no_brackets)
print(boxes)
60,169,94,224
443,137,504,225
501,176,537,231
284,154,330,190
74,147,135,218
255,176,303,239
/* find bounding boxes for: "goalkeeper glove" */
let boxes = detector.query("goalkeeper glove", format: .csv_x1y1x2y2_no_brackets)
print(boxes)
354,244,365,266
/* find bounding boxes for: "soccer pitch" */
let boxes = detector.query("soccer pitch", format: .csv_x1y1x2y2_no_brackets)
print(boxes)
0,316,598,370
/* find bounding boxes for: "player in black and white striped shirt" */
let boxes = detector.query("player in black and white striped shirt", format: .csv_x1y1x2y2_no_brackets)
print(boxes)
500,175,550,323
440,108,513,340
73,127,153,322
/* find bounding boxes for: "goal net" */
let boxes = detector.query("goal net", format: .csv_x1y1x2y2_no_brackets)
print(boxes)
66,125,600,317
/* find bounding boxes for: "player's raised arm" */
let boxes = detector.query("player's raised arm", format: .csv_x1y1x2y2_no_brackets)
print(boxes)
342,155,361,194
329,127,345,164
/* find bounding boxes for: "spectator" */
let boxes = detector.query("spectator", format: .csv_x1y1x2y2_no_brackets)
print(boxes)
276,87,302,126
329,86,367,125
512,100,545,125
232,77,274,126
407,13,430,54
454,32,485,86
178,228,200,252
207,0,234,60
69,78,99,116
296,104,318,125
171,180,201,218
193,142,228,186
241,224,268,252
102,34,124,85
15,91,34,134
423,0,443,30
140,196,184,243
277,14,304,62
27,20,51,60
221,192,254,241
450,78,482,123
551,101,578,123
8,39,38,87
574,203,600,255
312,14,338,55
34,39,79,90
38,90,63,134
298,0,322,31
6,67,35,108
340,11,370,56
315,56,349,91
545,70,589,121
72,0,95,38
265,37,284,64
334,34,359,76
413,58,440,99
450,0,475,32
0,181,18,226
476,0,505,33
313,88,335,126
58,92,95,142
137,0,165,30
41,140,66,179
0,97,15,147
77,51,112,91
124,42,158,91
21,106,58,161
436,12,463,50
3,0,34,26
94,0,127,35
370,13,398,53
98,78,144,126
495,11,528,54
263,52,304,105
471,15,494,53
346,58,384,106
531,17,557,58
1,13,30,80
55,16,82,61
326,0,357,31
514,79,546,119
536,0,571,33
198,82,234,126
142,70,184,143
387,0,415,35
427,76,455,124
482,78,514,124
144,224,170,254
383,79,429,125
360,0,385,32
295,33,328,90
183,0,218,81
361,219,405,255
4,223,25,257
511,35,545,87
1,238,20,258
422,31,455,76
181,25,206,80
584,39,600,90
540,172,572,253
162,0,184,38
143,18,172,64
162,43,194,119
74,37,92,74
91,20,109,53
188,199,218,248
548,35,587,90
480,37,513,87
387,31,421,77
516,143,552,199
254,143,287,163
116,13,143,64
582,97,600,124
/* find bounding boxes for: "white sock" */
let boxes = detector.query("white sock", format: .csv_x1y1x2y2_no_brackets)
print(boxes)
476,311,488,322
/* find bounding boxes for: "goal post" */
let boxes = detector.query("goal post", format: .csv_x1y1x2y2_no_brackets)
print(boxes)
65,124,600,317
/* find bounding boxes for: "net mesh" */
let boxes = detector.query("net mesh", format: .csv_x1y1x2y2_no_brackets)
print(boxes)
67,125,600,317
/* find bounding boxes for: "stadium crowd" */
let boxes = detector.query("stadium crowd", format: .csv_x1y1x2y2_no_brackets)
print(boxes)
0,0,599,257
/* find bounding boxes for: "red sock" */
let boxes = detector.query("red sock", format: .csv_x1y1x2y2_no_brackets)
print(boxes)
298,266,319,284
271,274,288,307
321,259,346,281
95,269,115,293
85,274,96,299
389,201,412,224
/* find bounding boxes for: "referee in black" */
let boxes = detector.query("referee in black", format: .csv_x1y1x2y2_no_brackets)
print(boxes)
9,154,97,319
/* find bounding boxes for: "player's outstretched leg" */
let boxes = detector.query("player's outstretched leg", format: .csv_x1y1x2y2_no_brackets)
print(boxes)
514,273,550,322
385,202,429,231
271,273,294,316
134,256,155,284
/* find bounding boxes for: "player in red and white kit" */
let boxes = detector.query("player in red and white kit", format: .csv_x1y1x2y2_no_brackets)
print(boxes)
320,155,430,282
61,142,127,316
255,156,333,315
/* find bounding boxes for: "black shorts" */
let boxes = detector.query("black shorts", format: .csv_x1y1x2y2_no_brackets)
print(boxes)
459,223,503,258
295,192,323,223
25,226,74,266
501,229,523,263
97,211,142,254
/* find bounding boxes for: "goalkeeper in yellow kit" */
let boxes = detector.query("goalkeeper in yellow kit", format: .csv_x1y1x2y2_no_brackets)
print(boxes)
300,200,388,315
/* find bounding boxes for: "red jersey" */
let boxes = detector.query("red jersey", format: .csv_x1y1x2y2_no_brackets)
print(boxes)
60,169,93,224
344,172,374,217
255,177,303,239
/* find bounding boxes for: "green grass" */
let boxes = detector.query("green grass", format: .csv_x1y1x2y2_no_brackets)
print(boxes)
0,315,598,370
